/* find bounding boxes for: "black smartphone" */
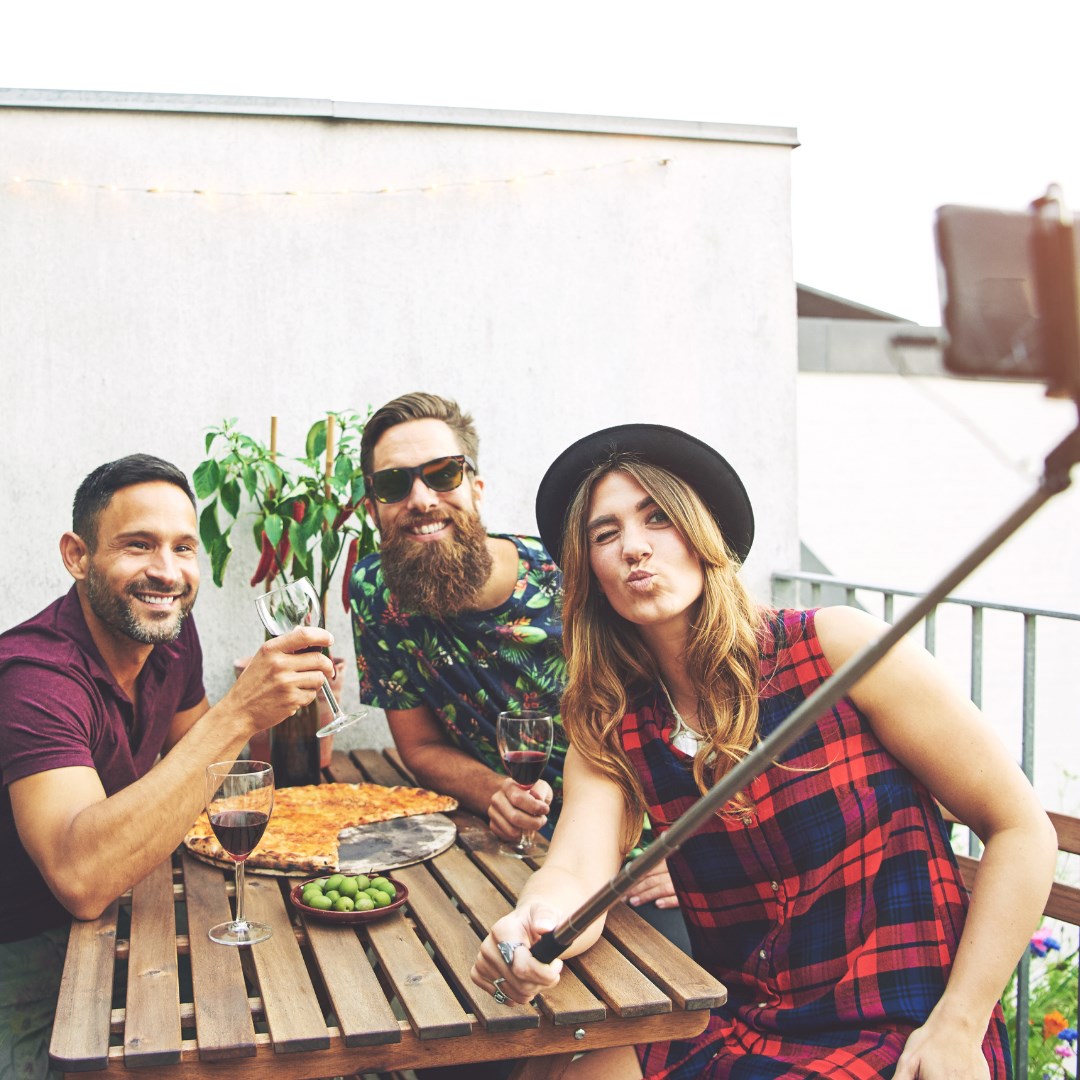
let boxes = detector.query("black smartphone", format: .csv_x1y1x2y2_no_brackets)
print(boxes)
934,198,1080,395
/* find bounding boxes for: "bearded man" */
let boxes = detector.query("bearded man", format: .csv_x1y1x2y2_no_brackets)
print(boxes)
350,393,569,846
350,394,691,1042
0,454,333,1080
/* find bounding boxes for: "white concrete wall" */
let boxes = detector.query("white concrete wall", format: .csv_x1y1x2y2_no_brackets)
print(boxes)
0,93,800,749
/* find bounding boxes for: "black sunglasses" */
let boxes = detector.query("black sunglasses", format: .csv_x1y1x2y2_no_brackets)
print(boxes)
367,454,477,505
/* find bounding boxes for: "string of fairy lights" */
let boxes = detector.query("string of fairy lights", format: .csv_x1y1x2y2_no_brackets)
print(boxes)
1,155,672,199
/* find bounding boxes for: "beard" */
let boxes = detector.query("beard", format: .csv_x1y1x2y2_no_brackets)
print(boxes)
380,504,494,617
85,565,197,645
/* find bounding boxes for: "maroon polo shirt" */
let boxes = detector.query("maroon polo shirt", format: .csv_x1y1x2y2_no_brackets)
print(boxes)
0,586,205,941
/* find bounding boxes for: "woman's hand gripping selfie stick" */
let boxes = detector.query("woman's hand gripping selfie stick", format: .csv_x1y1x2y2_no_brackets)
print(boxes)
531,417,1080,965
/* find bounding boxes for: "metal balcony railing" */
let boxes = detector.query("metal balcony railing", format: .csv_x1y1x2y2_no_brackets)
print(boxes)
772,570,1080,1076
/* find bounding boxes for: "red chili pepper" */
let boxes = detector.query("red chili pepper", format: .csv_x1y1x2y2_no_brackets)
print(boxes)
341,537,359,613
268,533,291,583
291,499,306,522
250,532,274,587
331,505,353,530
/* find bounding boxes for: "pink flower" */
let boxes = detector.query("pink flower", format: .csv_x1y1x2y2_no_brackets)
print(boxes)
1030,927,1063,957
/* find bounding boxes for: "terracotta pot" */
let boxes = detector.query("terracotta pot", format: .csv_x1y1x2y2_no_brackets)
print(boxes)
234,656,347,771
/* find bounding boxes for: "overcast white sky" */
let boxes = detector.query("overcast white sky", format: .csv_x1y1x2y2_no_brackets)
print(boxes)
5,0,1078,325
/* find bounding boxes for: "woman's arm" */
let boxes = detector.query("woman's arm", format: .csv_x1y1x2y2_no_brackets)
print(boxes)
816,605,1057,1079
470,744,630,1004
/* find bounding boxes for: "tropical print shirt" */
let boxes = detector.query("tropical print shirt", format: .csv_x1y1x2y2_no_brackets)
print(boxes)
349,534,568,800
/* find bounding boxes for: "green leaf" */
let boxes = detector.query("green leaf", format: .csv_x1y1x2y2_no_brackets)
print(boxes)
209,535,232,587
297,501,320,543
192,459,221,500
291,546,313,585
321,528,340,565
199,501,221,546
204,430,217,454
259,461,285,494
241,464,258,500
318,502,338,533
305,419,327,462
263,514,284,547
333,453,353,487
288,517,307,554
221,479,241,519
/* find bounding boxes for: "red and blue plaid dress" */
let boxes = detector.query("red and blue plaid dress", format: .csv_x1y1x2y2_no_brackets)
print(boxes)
625,608,1011,1080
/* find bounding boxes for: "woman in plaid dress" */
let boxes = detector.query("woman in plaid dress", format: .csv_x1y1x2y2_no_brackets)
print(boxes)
472,423,1056,1079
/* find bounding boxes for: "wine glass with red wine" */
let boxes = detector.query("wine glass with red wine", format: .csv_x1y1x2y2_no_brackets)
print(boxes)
204,760,275,945
254,576,368,738
496,710,554,858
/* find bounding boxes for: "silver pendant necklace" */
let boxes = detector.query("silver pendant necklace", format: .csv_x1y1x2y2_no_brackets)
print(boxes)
658,679,704,757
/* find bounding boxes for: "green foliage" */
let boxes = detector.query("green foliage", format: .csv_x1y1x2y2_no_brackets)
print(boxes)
1000,925,1078,1078
195,411,380,615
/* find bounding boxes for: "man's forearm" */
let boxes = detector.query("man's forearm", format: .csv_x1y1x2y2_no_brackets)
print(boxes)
24,703,253,921
401,743,503,818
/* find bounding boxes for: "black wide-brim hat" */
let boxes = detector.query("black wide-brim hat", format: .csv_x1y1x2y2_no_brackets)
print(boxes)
535,423,755,566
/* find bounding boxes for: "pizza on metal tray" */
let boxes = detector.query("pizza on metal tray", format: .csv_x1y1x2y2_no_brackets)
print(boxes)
184,782,458,873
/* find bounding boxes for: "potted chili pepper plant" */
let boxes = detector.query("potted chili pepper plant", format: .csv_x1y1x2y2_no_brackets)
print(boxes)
194,411,379,784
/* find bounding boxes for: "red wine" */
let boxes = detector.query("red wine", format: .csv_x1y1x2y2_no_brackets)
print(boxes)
210,810,269,860
503,750,548,787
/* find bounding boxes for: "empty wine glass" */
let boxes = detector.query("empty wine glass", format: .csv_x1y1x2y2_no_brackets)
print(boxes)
205,760,274,945
254,577,367,737
496,710,554,858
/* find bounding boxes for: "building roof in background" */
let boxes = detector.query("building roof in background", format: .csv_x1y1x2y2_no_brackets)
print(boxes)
797,283,915,323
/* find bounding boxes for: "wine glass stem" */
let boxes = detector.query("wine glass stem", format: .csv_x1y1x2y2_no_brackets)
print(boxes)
234,859,247,927
320,680,344,720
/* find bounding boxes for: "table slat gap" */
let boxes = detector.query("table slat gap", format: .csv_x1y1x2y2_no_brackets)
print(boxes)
382,745,416,783
352,747,411,787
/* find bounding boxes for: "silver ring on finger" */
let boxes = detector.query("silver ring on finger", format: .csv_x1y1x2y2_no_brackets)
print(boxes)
498,940,526,966
492,977,510,1006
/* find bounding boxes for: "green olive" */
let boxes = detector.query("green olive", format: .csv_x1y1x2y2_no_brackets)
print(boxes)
333,895,355,912
306,892,333,910
369,877,395,898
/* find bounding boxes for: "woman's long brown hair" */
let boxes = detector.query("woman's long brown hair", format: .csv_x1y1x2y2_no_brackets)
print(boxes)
559,454,764,852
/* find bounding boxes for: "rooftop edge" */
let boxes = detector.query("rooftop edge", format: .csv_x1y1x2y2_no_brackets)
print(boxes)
0,88,800,147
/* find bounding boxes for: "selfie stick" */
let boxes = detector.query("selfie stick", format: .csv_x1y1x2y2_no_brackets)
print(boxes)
530,417,1080,965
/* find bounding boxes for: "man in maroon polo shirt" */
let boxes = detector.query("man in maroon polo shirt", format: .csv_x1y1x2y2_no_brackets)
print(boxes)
0,454,334,1080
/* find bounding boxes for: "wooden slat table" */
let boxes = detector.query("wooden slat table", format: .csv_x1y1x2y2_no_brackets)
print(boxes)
50,748,725,1079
